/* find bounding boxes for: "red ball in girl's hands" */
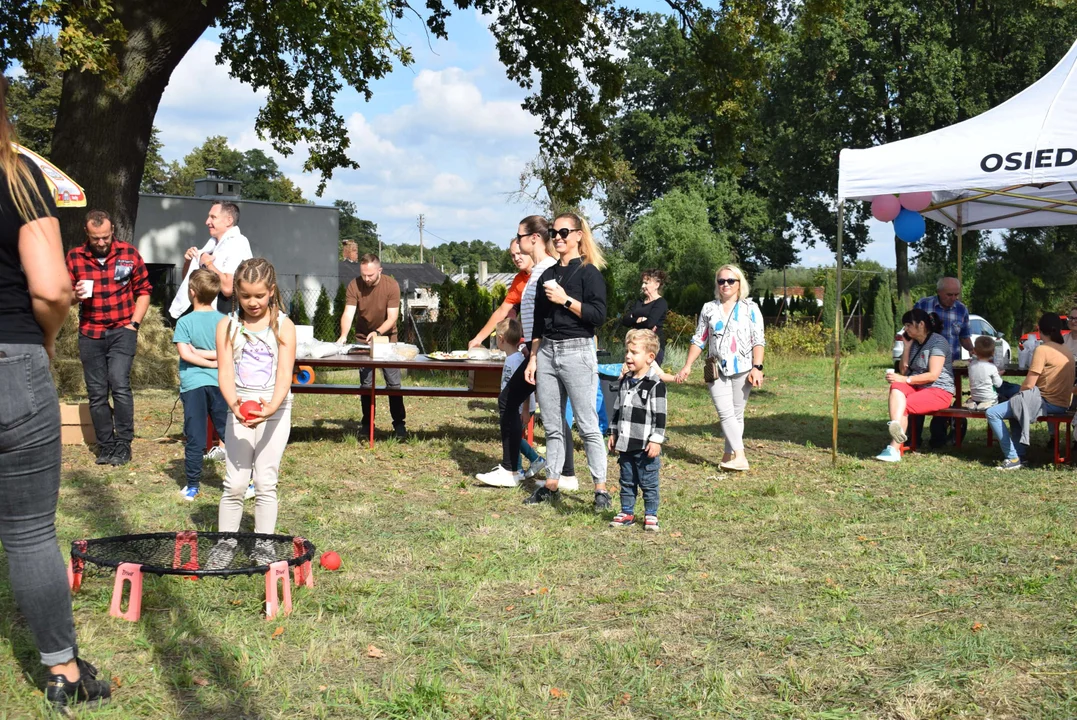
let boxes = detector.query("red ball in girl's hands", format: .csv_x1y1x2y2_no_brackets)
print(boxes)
320,551,341,571
239,400,262,421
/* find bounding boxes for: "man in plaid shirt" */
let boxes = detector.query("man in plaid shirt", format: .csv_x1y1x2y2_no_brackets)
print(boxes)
608,329,667,531
66,210,152,466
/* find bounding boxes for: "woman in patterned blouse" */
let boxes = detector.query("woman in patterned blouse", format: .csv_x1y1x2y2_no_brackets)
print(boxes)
674,265,766,471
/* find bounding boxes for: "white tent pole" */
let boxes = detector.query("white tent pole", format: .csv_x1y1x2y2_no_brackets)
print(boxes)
956,203,964,288
832,201,844,467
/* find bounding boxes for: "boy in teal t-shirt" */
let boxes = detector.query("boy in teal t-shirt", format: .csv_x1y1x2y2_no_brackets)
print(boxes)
172,269,227,500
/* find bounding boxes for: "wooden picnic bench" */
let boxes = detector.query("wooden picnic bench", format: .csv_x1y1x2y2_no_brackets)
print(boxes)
904,363,1074,463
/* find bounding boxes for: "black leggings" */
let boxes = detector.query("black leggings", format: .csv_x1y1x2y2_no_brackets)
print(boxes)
500,360,574,475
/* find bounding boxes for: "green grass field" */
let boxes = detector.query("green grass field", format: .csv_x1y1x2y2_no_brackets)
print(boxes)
3,352,1077,719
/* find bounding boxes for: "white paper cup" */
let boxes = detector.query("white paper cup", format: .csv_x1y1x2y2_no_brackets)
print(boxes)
544,280,558,289
77,280,94,299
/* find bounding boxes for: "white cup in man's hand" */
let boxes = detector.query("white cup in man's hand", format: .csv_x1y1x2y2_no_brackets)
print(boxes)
76,280,94,299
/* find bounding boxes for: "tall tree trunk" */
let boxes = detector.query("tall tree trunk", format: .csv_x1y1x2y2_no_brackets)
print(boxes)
894,235,911,311
50,0,226,247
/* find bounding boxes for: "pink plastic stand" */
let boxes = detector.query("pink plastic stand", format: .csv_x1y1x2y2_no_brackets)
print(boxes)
265,560,292,620
110,562,144,622
292,537,314,588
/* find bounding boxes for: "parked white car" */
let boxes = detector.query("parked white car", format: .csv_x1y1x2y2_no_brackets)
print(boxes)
892,313,1011,368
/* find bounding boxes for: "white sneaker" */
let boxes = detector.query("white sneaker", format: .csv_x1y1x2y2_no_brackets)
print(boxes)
524,456,547,480
205,539,238,571
203,446,226,462
250,539,276,567
244,483,256,500
556,475,579,491
476,465,523,487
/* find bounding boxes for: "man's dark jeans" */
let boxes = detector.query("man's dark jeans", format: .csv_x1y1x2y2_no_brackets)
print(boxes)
359,367,407,429
181,385,229,489
618,449,660,517
0,344,78,665
78,327,137,454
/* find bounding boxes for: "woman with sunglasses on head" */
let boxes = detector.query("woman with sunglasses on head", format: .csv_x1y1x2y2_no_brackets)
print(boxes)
524,213,610,509
674,265,765,471
0,77,111,712
476,217,579,489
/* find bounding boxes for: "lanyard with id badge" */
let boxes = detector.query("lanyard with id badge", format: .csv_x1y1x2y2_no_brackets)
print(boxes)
114,259,134,286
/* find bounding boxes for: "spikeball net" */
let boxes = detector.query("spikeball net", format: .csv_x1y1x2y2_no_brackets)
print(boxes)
69,532,317,621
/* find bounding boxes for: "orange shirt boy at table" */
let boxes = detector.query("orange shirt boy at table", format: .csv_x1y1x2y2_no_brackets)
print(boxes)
335,253,406,439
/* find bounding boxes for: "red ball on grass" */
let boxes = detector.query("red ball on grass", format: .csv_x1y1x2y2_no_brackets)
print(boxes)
320,551,341,571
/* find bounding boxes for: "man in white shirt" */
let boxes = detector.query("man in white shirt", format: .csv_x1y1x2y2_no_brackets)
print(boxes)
169,202,253,318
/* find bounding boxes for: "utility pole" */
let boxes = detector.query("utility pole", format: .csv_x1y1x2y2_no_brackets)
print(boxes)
417,214,425,264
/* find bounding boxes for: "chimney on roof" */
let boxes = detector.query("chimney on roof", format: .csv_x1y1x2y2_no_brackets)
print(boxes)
479,261,488,285
193,167,243,199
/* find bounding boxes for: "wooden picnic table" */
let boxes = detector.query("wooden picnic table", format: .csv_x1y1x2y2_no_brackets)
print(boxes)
290,353,506,448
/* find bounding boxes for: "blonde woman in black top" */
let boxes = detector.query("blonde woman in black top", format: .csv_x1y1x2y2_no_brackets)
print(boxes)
524,213,610,509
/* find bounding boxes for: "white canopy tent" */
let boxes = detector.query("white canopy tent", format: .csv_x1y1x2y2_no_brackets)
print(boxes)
830,37,1077,463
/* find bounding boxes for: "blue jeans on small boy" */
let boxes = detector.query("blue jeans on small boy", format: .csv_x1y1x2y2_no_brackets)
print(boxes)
181,385,229,488
618,450,660,517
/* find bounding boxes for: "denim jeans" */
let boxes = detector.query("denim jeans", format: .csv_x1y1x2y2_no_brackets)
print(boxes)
359,367,406,428
500,360,574,475
535,338,607,485
181,385,229,488
78,327,137,453
618,450,660,517
986,396,1069,460
0,344,78,665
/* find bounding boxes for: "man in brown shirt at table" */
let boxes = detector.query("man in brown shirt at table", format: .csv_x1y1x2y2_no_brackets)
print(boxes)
336,253,407,440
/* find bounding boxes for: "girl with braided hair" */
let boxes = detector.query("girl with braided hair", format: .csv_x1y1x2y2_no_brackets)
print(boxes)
208,258,296,567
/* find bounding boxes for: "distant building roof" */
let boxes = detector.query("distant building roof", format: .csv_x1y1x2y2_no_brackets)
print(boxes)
339,262,448,289
381,263,448,289
451,272,516,291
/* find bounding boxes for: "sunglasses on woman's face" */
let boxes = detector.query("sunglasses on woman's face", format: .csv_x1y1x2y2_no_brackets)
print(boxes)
716,278,739,286
550,227,579,239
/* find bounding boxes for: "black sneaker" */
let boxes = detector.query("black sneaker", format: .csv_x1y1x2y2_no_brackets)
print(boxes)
523,486,559,505
393,424,408,442
108,445,131,466
593,491,612,512
94,446,113,465
46,657,112,715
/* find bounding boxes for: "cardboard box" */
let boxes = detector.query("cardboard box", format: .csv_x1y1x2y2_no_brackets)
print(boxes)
468,368,501,393
60,403,96,445
371,336,391,359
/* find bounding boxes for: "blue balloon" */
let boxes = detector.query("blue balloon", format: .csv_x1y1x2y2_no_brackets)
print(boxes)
893,208,926,243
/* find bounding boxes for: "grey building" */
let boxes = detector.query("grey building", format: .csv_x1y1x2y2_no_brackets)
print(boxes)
132,170,340,309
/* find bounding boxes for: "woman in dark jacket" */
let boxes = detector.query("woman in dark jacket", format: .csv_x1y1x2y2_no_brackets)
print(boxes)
0,77,111,712
620,269,668,365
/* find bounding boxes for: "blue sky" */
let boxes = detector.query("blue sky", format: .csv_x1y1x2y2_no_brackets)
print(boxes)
151,6,898,268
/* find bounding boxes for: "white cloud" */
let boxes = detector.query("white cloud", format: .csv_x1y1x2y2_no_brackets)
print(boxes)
377,68,539,143
159,40,265,113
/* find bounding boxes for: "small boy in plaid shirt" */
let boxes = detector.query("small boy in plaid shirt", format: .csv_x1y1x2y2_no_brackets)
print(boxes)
608,329,667,531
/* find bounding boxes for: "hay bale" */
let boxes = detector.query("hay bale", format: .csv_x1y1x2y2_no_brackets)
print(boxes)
52,305,180,398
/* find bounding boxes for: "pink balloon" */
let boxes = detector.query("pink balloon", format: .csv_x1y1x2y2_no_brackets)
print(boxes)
899,191,933,212
871,194,901,222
